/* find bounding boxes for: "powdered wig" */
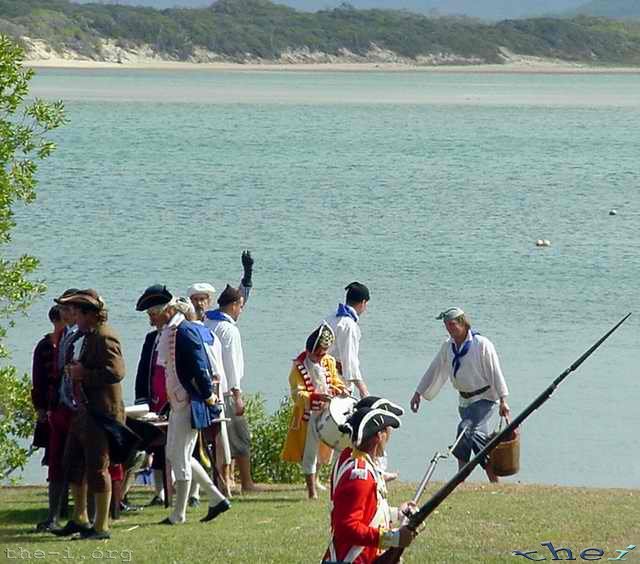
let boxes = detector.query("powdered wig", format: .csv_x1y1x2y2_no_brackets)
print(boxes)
174,296,197,321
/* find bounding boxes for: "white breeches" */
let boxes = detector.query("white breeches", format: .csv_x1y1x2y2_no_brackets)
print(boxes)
302,413,321,475
166,404,198,481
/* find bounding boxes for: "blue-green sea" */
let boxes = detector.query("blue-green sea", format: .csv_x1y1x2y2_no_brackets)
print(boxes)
10,68,639,488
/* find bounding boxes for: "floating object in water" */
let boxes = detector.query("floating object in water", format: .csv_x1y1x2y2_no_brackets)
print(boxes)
535,240,551,247
609,209,618,216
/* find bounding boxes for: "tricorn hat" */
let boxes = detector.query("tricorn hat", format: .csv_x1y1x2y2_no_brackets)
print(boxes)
57,289,105,311
54,287,80,305
136,285,173,312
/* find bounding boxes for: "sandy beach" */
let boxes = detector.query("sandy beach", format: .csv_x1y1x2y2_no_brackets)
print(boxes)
23,58,640,74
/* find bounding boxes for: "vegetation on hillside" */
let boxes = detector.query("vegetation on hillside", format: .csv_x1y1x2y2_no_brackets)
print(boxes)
2,0,640,64
573,0,640,19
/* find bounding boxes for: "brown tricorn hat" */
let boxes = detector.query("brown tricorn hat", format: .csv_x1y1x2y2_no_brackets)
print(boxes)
57,288,105,311
54,287,80,305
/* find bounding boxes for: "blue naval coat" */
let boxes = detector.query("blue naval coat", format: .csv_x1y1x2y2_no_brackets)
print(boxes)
174,320,222,430
134,330,158,406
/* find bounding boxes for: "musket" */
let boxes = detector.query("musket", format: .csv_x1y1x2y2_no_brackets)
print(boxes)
411,427,467,506
374,313,631,564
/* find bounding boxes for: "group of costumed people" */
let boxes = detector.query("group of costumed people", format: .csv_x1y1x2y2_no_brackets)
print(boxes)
31,250,512,563
30,252,256,539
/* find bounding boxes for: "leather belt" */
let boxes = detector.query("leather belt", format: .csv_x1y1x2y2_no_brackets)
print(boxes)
459,385,490,399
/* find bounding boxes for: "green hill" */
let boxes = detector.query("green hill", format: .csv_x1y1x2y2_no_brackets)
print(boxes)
573,0,640,19
2,0,640,64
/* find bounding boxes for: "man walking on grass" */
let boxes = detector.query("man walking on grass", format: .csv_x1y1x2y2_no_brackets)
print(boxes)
410,307,510,483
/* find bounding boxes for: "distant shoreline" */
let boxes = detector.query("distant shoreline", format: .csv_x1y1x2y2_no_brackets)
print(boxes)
24,59,640,74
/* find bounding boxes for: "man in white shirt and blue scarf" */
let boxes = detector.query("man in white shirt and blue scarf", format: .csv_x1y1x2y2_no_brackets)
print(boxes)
410,307,510,482
325,282,370,399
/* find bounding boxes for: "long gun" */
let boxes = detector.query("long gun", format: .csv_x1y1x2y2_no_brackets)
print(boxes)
374,313,631,564
411,427,467,506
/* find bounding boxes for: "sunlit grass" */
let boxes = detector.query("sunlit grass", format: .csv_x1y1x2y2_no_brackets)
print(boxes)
1,482,639,563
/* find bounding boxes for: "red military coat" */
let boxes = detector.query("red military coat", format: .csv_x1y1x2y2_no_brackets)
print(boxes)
323,448,397,564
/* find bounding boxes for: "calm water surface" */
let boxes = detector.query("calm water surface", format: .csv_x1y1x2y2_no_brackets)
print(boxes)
10,69,639,487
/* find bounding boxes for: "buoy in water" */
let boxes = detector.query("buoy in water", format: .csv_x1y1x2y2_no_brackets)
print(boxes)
536,239,551,247
609,209,617,216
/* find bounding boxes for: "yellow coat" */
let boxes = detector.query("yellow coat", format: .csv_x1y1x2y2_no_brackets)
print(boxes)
280,351,346,464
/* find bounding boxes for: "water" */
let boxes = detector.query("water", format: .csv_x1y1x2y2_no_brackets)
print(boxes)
9,68,639,488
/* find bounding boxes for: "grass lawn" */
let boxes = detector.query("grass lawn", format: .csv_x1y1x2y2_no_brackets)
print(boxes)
1,481,639,563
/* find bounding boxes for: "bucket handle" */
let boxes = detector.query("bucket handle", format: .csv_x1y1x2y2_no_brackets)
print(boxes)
496,414,518,438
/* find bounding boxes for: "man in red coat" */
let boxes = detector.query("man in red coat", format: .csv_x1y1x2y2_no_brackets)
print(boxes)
323,401,416,563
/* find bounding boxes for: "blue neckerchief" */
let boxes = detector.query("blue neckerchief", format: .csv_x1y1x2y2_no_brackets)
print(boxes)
191,322,214,345
205,309,228,322
336,303,358,323
451,330,479,378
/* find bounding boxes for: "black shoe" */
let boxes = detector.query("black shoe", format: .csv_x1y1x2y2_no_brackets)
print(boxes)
51,520,92,537
75,527,111,540
188,496,200,508
36,519,56,532
200,500,230,523
147,495,164,507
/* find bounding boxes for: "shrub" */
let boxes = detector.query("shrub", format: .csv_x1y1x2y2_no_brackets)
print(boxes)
245,393,330,484
0,35,66,481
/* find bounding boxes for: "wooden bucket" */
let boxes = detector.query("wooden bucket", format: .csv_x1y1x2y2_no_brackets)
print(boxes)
489,420,520,477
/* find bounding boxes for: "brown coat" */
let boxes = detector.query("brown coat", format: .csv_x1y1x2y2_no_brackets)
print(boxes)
78,322,126,424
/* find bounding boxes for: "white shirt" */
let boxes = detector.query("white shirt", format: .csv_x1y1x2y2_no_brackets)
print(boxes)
416,330,509,406
203,329,228,395
325,305,363,382
204,311,244,393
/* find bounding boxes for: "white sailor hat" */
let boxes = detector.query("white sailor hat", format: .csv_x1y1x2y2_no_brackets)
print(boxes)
187,282,216,300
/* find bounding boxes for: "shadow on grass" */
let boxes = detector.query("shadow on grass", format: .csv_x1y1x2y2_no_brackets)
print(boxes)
230,497,308,504
0,529,64,543
0,507,48,526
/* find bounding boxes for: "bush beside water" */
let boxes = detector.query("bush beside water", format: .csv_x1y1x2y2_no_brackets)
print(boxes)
245,394,330,484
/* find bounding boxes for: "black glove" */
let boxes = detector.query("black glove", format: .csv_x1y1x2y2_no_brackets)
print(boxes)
241,250,253,287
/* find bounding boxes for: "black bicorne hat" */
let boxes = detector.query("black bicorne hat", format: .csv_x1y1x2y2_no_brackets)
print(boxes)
355,396,404,417
338,406,401,449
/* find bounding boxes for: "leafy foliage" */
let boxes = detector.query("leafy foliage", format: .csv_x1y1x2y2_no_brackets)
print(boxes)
2,0,640,63
245,393,330,484
0,35,66,480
